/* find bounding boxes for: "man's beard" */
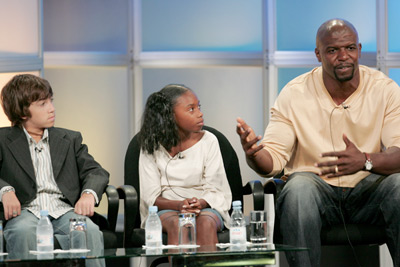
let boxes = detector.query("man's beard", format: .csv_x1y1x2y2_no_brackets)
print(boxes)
334,64,355,82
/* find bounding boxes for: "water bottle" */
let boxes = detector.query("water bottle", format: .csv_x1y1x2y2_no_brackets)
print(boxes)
36,210,54,252
145,206,162,248
229,200,247,245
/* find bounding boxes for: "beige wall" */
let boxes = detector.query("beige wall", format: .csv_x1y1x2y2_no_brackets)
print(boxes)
44,66,130,214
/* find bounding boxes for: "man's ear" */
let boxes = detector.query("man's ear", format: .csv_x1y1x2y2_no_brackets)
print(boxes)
315,48,322,62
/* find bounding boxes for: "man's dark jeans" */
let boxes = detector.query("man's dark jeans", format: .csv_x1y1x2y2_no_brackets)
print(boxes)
277,172,400,267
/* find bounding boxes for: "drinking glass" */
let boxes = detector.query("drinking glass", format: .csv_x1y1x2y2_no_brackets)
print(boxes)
250,211,267,244
178,213,196,246
69,218,87,250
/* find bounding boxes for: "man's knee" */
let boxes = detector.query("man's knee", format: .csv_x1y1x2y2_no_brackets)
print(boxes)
277,173,327,219
286,172,318,189
281,173,322,202
376,174,400,212
384,173,400,188
377,173,400,200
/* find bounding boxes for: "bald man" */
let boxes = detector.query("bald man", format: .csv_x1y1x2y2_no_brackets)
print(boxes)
237,19,400,266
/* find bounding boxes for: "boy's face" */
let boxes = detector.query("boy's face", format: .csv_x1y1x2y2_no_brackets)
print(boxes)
23,97,55,134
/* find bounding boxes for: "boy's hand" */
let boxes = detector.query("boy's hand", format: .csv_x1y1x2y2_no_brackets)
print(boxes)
74,193,95,216
2,191,21,220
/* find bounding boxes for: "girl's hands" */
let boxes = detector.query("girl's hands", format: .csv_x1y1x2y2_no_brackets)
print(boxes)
180,197,209,216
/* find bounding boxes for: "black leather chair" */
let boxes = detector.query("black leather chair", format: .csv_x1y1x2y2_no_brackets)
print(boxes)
91,184,120,249
118,125,265,248
264,176,386,265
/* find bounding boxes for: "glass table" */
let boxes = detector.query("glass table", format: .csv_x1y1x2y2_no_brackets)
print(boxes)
129,244,308,267
110,244,307,266
0,244,307,266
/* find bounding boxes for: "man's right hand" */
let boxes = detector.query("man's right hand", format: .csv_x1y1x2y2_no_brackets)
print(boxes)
236,117,264,157
2,191,21,220
236,117,275,175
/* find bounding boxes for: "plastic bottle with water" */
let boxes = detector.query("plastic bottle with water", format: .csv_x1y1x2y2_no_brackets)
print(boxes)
145,206,162,248
36,210,54,252
229,200,247,245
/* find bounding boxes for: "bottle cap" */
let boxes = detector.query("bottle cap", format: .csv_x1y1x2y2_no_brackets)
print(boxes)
149,206,158,212
232,200,242,207
40,210,49,216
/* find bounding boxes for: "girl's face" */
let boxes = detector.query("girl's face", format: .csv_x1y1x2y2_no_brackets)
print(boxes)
173,91,204,134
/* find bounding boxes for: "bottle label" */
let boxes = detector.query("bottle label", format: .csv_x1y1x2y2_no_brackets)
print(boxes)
230,227,246,240
37,234,53,246
146,230,161,242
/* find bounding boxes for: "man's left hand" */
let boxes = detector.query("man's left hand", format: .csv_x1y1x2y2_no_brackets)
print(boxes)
316,134,365,177
74,192,95,216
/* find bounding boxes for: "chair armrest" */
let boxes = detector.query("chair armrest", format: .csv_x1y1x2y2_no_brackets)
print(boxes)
264,178,286,200
117,185,138,247
264,178,277,195
243,180,264,211
105,185,120,232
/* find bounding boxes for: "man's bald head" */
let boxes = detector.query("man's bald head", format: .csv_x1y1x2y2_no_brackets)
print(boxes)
316,19,359,48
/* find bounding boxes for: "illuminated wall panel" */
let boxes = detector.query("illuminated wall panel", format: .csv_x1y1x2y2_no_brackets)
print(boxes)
276,0,376,51
142,0,262,52
0,0,40,57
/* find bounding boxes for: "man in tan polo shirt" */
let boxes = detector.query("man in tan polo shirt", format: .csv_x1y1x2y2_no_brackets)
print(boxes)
237,19,400,267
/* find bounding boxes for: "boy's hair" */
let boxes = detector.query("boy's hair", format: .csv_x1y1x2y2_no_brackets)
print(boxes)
1,74,53,127
139,84,191,154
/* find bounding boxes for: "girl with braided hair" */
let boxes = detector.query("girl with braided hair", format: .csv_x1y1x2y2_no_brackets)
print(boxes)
138,84,231,245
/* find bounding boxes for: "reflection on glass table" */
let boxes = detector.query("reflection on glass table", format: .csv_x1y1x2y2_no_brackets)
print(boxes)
0,244,308,267
124,243,308,267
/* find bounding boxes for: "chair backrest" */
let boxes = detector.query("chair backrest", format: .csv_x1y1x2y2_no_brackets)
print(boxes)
124,131,141,228
202,126,244,209
123,125,244,228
